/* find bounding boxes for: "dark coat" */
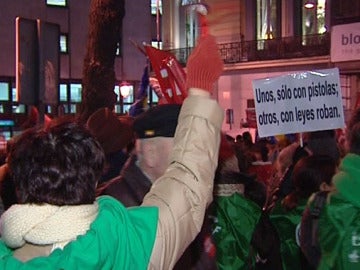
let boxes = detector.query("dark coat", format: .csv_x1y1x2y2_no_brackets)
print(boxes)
98,154,151,207
98,154,217,270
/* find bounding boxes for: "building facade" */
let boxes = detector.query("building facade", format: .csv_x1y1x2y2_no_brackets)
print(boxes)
0,0,359,141
165,0,360,137
0,0,157,140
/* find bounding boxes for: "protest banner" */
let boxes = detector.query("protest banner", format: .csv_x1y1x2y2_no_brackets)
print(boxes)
252,68,345,138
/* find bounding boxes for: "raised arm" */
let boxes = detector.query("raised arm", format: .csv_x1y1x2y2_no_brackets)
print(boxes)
142,34,224,269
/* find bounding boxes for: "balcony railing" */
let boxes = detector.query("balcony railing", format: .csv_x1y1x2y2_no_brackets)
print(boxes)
167,33,330,66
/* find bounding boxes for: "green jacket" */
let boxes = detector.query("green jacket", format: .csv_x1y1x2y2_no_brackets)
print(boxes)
211,193,262,270
318,153,360,270
270,199,308,270
0,196,158,269
0,94,224,269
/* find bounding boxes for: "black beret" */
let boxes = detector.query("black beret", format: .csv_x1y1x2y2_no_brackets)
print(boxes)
134,104,181,139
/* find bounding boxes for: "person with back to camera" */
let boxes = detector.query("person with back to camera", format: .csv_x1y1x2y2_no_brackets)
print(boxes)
0,33,224,269
97,103,182,207
208,136,282,269
300,107,360,270
270,154,337,270
97,103,215,269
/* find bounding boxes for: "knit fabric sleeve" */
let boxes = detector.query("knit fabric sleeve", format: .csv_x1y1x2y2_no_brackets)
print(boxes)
143,94,223,269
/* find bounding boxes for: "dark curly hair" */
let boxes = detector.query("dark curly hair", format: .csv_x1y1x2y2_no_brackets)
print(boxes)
8,119,105,206
282,154,336,211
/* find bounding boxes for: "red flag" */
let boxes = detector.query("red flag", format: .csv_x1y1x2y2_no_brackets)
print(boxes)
144,45,187,104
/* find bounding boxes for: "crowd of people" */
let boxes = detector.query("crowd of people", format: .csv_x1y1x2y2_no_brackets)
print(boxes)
0,31,359,270
213,123,352,269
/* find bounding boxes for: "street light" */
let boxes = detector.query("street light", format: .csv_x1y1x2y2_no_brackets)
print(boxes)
119,81,131,99
304,0,316,9
181,0,209,15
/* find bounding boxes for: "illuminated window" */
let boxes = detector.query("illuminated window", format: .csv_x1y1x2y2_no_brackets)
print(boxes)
114,86,121,102
123,86,134,103
183,4,200,48
46,0,67,7
59,84,68,101
70,104,77,114
46,105,53,114
12,87,17,102
302,0,327,36
123,104,131,114
70,83,82,102
116,42,121,56
256,0,280,41
116,85,134,102
115,104,133,115
114,84,135,114
149,88,159,104
12,105,26,114
60,34,68,53
151,0,162,15
1,131,12,141
151,40,163,49
0,82,9,101
114,105,121,114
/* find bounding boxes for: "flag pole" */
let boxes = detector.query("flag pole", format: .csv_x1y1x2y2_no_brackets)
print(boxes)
156,0,160,49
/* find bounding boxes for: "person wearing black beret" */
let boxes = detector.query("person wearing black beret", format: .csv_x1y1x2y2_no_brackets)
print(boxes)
0,34,224,269
98,102,219,269
98,103,182,206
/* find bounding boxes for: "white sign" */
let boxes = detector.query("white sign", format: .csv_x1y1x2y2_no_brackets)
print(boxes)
331,22,360,62
252,68,345,138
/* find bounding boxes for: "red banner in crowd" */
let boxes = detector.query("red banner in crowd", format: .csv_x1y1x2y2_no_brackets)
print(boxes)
144,45,187,104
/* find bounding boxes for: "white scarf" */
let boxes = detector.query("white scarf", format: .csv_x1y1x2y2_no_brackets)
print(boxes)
0,202,98,250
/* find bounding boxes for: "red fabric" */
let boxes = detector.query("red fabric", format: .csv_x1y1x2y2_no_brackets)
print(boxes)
204,234,216,258
144,45,187,104
185,35,224,94
199,14,209,37
248,162,274,185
